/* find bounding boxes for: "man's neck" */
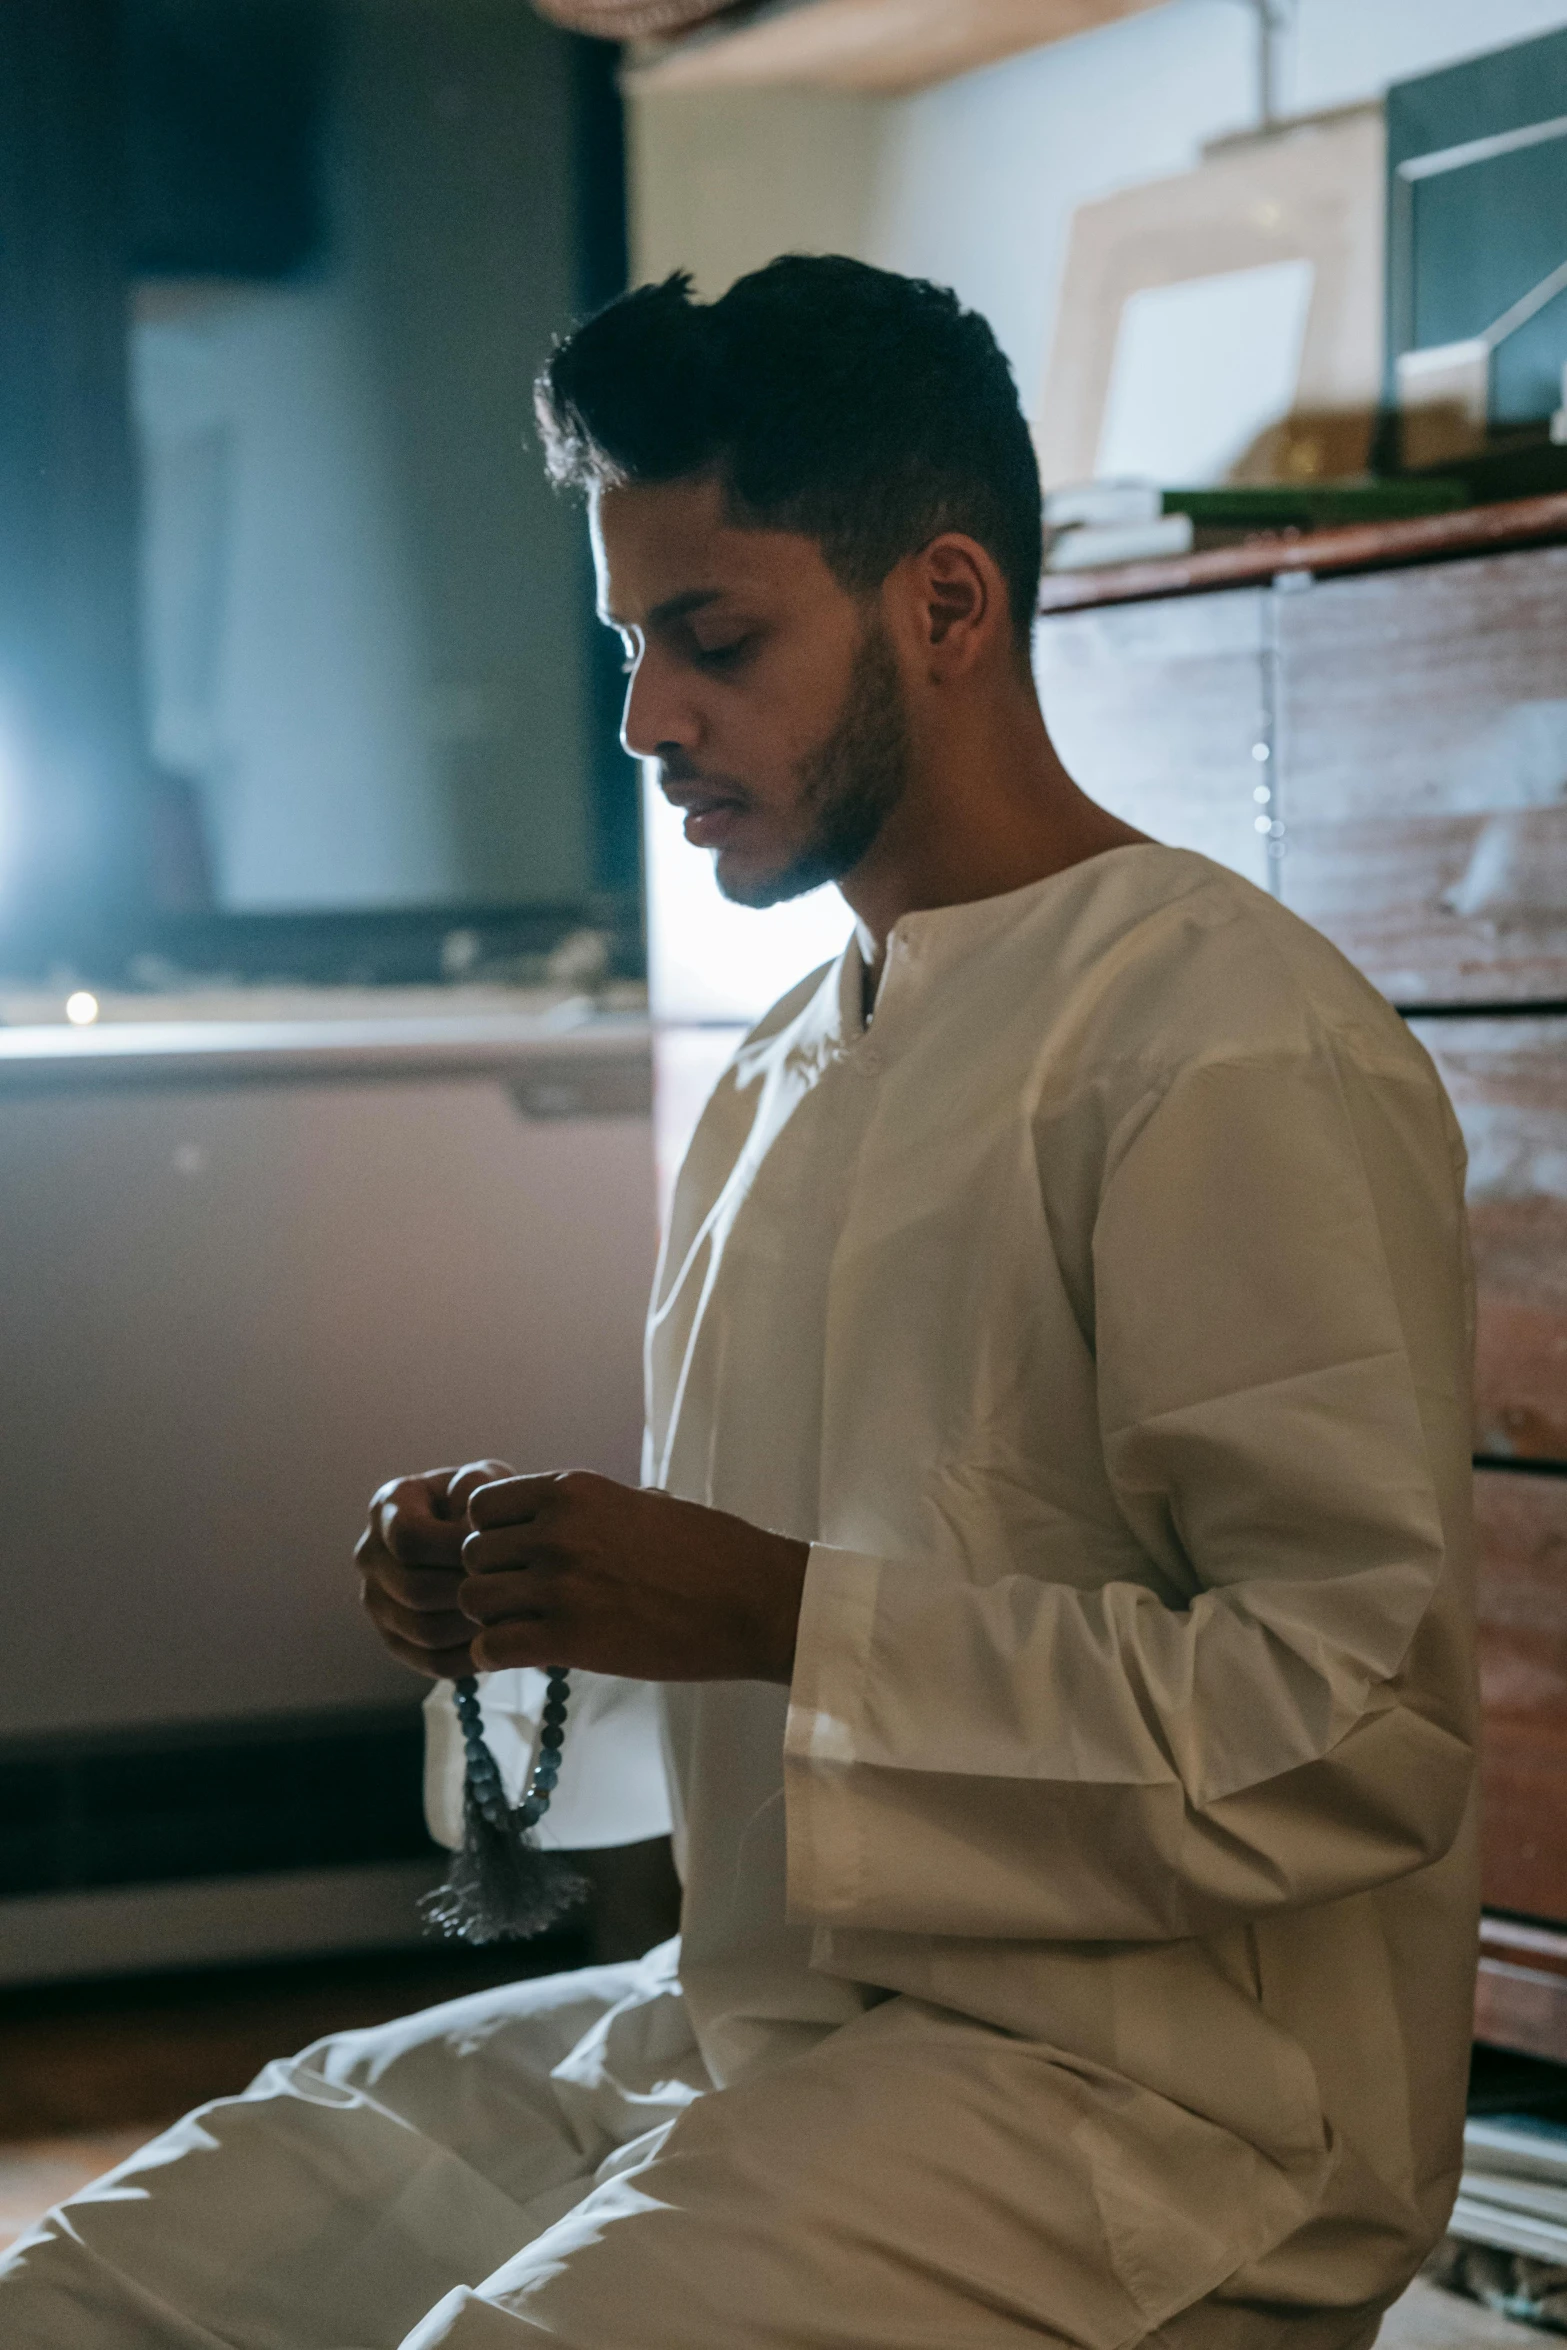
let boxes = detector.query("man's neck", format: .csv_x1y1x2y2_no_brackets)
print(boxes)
843,691,1147,979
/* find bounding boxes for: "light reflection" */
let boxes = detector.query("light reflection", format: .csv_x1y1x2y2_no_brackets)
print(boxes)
65,991,100,1026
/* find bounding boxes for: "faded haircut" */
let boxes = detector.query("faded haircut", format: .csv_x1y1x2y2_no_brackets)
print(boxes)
534,255,1043,651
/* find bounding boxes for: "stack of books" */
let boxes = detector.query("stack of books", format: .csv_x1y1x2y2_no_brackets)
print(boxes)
1431,2072,1567,2331
1041,476,1469,574
1454,2114,1567,2264
1043,483,1195,572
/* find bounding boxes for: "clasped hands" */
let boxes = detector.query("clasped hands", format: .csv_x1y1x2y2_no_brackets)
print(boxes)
355,1462,809,1687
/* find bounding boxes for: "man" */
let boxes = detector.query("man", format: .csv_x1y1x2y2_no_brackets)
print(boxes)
2,258,1477,2349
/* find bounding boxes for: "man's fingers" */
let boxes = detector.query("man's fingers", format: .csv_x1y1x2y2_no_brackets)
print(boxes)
446,1459,520,1519
457,1568,555,1628
361,1580,475,1656
378,1628,478,1681
360,1571,475,1677
368,1466,466,1513
360,1462,521,1577
358,1464,597,1682
374,1461,523,1563
466,1472,576,1532
460,1522,568,1576
379,1488,466,1568
354,1520,388,1570
369,1555,467,1612
470,1618,555,1673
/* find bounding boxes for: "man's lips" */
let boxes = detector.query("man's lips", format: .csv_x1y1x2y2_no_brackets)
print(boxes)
666,789,750,850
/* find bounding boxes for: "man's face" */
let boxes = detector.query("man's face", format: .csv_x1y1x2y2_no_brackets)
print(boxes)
593,475,909,907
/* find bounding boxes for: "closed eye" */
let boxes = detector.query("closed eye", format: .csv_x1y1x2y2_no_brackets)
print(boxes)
692,636,753,670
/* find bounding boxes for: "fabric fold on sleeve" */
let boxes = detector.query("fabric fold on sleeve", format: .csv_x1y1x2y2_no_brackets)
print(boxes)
784,1034,1474,1943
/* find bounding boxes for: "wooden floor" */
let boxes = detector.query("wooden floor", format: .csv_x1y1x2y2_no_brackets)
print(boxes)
0,1936,1544,2346
0,1939,556,2140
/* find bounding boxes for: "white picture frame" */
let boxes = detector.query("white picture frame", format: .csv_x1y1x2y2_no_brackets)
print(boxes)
1035,107,1386,492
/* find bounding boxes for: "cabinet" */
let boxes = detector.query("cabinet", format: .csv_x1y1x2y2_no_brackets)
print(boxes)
1027,588,1274,893
1034,498,1567,2061
0,1013,657,1983
1277,551,1567,1006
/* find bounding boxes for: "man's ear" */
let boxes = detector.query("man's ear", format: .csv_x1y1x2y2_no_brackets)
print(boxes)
907,533,1007,673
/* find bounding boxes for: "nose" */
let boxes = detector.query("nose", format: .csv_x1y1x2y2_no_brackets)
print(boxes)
620,649,701,763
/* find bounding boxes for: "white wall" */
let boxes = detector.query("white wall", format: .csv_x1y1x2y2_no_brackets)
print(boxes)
628,84,881,302
631,0,1567,1167
632,0,1567,418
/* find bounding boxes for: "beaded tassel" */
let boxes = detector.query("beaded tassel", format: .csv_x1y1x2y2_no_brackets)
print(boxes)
421,1668,586,1944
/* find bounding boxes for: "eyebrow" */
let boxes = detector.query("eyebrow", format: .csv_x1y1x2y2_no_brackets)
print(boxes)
598,586,725,633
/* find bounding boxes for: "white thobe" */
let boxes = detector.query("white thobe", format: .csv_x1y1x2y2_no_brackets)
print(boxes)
2,845,1478,2350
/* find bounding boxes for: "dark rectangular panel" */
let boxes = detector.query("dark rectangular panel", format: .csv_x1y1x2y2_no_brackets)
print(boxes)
1277,548,1567,1004
1474,1469,1567,1926
0,0,150,969
1032,588,1272,892
0,1712,428,1898
1411,1018,1567,1462
125,0,325,278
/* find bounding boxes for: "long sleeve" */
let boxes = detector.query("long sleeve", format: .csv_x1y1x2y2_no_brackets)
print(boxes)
783,1026,1477,1942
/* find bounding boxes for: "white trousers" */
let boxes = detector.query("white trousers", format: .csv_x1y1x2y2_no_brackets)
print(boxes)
0,1944,1387,2350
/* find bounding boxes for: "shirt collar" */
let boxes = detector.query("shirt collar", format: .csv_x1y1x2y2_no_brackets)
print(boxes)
843,846,1162,1045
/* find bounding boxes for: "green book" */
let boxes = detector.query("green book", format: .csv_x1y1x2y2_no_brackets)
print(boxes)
1160,480,1470,531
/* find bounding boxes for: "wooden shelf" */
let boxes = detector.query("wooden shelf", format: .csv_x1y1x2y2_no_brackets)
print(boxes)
1035,491,1567,615
624,0,1170,97
1477,1918,1567,2066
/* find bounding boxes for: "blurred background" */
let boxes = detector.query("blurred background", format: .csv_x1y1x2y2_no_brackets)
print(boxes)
4,8,1567,2335
0,0,634,989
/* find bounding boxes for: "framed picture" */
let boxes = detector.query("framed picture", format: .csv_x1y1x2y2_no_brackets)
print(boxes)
1035,107,1385,492
1387,27,1567,468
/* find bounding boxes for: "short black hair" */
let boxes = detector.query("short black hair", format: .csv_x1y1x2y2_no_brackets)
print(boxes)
535,255,1042,649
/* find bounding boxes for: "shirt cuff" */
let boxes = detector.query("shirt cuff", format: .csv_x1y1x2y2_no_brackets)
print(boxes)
422,1680,464,1852
783,1543,882,1921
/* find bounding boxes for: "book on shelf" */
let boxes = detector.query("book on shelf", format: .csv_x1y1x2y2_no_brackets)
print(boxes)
1041,475,1472,573
1451,2115,1567,2264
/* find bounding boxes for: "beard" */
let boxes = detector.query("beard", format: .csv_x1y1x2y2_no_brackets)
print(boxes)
716,616,910,909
